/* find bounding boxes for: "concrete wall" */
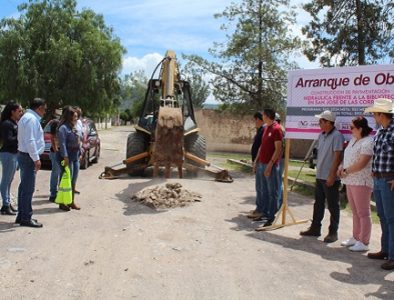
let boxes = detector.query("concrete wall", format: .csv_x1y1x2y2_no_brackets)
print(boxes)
95,117,112,130
194,109,256,153
194,109,313,159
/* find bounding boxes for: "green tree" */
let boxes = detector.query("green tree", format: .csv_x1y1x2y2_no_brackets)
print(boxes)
181,62,210,108
302,0,394,66
184,0,300,112
0,0,125,116
119,70,148,119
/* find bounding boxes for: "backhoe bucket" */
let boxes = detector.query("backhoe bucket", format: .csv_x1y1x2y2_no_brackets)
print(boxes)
151,106,184,178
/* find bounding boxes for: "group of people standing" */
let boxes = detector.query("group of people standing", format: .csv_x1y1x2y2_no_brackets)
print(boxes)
248,108,284,227
250,98,394,271
251,98,394,270
301,98,394,271
0,98,83,228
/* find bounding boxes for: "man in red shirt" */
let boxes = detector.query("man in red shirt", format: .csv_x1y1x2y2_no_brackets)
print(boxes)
252,108,283,227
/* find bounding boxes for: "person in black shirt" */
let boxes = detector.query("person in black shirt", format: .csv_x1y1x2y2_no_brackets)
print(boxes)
251,112,264,162
247,112,265,219
48,113,61,202
0,102,23,215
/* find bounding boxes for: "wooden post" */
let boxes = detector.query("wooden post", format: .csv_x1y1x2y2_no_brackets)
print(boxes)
256,138,308,231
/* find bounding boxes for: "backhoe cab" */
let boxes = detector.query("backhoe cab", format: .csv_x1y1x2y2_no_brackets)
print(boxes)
100,50,232,182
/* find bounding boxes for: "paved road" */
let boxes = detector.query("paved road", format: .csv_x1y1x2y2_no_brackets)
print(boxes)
0,126,393,299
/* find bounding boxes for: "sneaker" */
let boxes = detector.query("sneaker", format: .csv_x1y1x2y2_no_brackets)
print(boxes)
349,241,369,252
263,218,274,227
323,232,338,243
341,237,357,247
252,216,268,222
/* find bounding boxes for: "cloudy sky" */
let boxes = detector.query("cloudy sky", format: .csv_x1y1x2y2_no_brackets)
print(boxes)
1,0,318,77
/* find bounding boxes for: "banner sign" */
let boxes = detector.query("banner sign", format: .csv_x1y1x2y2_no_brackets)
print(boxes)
286,64,394,140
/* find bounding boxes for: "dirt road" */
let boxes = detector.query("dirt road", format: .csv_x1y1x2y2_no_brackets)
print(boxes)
0,126,393,299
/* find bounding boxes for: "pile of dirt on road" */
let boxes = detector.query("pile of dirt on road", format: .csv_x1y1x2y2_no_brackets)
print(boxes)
131,183,202,209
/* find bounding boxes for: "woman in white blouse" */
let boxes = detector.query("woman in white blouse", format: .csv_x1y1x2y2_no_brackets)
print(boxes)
337,116,373,252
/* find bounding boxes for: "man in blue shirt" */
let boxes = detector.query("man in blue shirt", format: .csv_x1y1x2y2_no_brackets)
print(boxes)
16,98,46,228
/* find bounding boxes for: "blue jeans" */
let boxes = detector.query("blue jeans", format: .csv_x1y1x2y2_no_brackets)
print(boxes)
374,177,394,260
278,158,285,207
49,152,60,198
0,152,18,206
71,159,80,188
255,163,281,219
17,152,36,221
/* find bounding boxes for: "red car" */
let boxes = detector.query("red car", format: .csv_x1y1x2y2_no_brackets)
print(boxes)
41,118,100,169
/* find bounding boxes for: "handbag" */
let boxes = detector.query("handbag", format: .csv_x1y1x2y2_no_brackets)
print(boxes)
55,161,72,205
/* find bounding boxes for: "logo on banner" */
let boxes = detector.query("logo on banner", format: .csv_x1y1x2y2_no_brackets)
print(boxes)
298,121,309,128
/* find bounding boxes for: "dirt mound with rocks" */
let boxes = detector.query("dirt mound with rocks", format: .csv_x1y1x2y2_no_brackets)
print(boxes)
131,183,202,209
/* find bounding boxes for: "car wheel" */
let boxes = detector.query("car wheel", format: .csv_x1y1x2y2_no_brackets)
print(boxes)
92,145,100,163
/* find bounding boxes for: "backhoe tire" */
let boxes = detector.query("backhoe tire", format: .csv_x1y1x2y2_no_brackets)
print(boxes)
126,131,149,176
185,133,206,166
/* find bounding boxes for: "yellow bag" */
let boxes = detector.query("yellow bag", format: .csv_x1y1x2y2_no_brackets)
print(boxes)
55,161,72,205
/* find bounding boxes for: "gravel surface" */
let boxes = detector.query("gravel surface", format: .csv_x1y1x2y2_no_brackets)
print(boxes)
0,125,392,300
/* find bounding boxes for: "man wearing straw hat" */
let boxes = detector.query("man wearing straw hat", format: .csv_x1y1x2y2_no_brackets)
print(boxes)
364,98,394,270
300,110,344,243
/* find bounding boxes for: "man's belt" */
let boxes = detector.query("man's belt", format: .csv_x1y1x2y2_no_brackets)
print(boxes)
372,172,394,178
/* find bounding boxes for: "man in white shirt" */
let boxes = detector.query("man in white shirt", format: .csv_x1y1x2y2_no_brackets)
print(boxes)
16,98,46,228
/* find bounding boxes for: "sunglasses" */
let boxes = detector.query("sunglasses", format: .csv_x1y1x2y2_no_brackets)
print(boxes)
350,125,356,130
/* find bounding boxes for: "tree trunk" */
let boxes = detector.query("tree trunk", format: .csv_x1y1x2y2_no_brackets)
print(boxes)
355,0,366,65
257,0,263,108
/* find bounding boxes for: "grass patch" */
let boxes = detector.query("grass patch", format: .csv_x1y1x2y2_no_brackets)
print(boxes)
207,152,252,171
207,152,250,161
289,160,308,168
371,207,379,224
288,170,316,184
290,184,314,198
223,161,253,173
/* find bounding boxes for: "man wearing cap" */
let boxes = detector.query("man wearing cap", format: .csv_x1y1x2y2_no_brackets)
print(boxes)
365,98,394,270
300,110,344,243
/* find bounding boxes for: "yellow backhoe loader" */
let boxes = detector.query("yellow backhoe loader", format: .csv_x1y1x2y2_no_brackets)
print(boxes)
99,50,232,182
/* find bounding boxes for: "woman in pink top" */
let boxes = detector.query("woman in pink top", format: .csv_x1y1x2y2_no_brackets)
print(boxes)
337,116,373,252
